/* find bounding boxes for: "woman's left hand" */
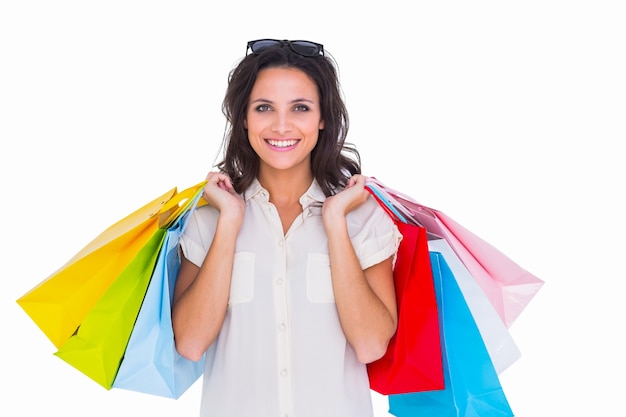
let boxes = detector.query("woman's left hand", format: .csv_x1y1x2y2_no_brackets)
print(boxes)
322,174,370,224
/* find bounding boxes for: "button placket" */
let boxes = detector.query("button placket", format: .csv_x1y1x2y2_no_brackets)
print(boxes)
274,235,291,417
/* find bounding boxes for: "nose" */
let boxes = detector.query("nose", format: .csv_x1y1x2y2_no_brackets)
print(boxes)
271,111,293,134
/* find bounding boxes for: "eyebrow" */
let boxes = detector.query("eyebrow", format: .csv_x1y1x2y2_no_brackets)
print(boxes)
250,97,317,104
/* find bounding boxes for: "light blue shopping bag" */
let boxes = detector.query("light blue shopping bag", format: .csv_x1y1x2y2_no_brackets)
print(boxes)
388,252,514,417
113,190,205,399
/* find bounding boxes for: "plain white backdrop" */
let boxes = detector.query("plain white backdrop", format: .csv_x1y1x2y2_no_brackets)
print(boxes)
1,1,624,416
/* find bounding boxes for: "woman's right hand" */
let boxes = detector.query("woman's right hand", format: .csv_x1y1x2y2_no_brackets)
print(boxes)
203,171,245,225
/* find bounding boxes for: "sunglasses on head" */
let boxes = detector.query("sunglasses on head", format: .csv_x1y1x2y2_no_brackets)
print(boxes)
246,39,324,57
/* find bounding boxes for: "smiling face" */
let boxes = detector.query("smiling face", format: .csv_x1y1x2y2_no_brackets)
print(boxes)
245,67,325,180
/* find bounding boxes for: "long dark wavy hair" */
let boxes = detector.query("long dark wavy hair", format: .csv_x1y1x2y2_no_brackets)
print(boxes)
216,44,361,197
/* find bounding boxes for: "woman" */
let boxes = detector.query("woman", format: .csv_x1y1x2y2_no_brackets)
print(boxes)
172,39,402,417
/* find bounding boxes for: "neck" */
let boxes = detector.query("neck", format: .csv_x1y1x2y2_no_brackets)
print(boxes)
258,167,314,206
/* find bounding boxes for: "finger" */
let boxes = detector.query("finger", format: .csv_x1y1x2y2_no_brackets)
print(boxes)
206,172,228,185
356,174,368,182
349,174,367,188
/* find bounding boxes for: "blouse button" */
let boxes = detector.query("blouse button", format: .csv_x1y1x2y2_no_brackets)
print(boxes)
280,369,288,377
279,323,286,331
276,278,283,285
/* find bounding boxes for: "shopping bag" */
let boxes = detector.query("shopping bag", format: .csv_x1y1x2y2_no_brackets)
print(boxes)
388,252,514,417
38,182,206,390
112,190,205,399
17,181,206,386
366,177,544,327
17,185,200,349
366,187,444,395
428,238,520,374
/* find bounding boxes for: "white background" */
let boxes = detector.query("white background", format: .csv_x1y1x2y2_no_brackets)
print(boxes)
1,1,624,416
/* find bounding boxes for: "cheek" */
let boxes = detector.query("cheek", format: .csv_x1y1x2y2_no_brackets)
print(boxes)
245,113,265,134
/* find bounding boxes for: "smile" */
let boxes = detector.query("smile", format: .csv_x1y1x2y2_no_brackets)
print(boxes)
266,139,299,148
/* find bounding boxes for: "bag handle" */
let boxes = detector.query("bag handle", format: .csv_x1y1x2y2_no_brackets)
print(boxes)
365,182,407,224
370,178,440,223
157,180,207,228
366,178,423,227
368,178,445,240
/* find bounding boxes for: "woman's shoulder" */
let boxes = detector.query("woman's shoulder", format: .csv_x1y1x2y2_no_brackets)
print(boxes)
348,194,394,228
185,202,220,230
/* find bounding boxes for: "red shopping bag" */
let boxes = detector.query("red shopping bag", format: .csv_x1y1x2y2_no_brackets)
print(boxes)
366,188,444,395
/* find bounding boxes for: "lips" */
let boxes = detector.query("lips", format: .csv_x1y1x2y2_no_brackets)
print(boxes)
266,139,299,148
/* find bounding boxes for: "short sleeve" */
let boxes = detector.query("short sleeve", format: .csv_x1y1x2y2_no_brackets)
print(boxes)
179,205,219,268
347,195,402,270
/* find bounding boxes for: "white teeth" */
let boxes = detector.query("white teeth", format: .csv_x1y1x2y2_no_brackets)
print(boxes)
267,139,298,148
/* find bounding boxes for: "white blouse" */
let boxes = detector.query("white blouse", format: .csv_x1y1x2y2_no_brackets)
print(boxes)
179,179,401,417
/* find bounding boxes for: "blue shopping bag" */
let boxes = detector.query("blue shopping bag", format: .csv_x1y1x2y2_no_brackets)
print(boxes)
112,191,205,399
428,239,520,374
388,252,514,417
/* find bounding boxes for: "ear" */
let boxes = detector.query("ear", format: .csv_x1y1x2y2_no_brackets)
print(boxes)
318,119,324,130
243,118,248,129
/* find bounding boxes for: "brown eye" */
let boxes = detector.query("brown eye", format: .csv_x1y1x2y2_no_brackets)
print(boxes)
255,104,272,112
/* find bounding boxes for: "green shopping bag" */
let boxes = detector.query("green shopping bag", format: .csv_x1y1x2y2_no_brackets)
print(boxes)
53,230,166,389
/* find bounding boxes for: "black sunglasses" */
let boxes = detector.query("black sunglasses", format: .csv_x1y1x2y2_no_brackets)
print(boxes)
246,39,324,57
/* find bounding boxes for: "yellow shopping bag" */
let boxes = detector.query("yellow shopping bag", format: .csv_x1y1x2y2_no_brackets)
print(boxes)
17,180,207,349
